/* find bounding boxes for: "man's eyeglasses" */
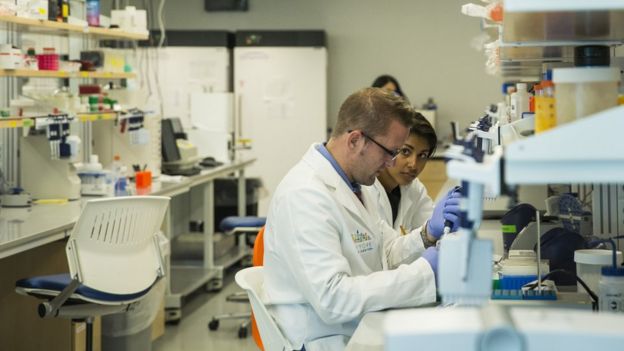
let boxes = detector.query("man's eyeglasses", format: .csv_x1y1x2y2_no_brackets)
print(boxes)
349,130,400,160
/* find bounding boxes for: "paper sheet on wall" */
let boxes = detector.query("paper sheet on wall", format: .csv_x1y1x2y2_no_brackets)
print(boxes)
262,76,295,119
265,99,295,119
149,47,230,129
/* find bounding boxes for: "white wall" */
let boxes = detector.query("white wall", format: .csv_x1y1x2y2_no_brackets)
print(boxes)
113,0,503,140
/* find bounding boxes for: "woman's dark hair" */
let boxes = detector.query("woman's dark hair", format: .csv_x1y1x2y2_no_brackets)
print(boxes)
411,113,437,157
371,75,407,99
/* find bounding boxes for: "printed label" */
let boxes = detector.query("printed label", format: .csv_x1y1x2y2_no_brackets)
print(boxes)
351,229,374,254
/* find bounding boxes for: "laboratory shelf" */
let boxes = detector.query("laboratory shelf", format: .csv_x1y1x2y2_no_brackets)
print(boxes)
214,246,252,270
0,69,136,79
502,0,624,43
76,112,117,122
0,113,118,129
0,116,34,129
0,15,148,40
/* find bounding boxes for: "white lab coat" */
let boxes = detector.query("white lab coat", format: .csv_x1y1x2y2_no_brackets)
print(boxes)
263,144,436,351
368,178,434,258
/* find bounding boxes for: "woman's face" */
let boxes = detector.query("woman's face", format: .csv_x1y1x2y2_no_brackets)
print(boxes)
383,134,431,186
381,81,397,93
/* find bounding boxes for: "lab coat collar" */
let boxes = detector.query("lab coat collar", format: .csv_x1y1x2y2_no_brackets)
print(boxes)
304,144,371,221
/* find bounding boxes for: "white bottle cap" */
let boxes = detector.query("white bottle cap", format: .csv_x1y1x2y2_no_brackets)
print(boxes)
575,249,623,265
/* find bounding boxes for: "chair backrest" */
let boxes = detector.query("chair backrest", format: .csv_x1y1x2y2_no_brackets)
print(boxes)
66,196,170,295
251,226,266,350
236,267,293,351
252,226,265,267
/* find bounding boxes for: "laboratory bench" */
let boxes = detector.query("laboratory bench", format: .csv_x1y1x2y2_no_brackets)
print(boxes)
345,291,593,351
0,158,255,350
344,219,593,351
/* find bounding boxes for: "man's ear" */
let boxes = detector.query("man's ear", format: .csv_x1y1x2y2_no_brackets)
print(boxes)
347,130,361,150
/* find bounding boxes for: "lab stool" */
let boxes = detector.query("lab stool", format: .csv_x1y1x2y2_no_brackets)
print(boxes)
208,216,266,338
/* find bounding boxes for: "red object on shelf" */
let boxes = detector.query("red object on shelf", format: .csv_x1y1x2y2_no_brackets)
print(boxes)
79,85,102,95
37,48,59,71
135,170,152,189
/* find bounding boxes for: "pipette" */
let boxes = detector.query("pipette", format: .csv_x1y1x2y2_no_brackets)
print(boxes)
444,186,462,235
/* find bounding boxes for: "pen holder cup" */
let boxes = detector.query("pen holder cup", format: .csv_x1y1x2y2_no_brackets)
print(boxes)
135,170,152,189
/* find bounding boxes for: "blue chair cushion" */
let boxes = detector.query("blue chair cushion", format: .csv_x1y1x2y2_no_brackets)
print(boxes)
16,274,153,303
219,216,266,232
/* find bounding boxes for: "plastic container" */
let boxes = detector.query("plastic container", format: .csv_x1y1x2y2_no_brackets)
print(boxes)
112,154,128,196
575,249,623,294
499,275,538,290
37,47,59,71
553,67,620,125
461,2,503,22
86,0,99,27
599,267,624,312
0,43,14,69
134,170,152,189
534,81,556,133
510,83,529,122
24,48,38,70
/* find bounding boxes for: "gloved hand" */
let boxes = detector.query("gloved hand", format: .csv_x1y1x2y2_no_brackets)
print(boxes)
427,189,462,239
421,246,439,278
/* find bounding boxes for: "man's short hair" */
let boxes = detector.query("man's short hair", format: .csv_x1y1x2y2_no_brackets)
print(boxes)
331,87,415,138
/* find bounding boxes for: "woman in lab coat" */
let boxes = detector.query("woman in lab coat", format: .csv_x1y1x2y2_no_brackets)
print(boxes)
370,113,460,241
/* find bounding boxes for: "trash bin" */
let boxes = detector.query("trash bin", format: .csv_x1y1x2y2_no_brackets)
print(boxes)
213,177,262,232
101,233,169,351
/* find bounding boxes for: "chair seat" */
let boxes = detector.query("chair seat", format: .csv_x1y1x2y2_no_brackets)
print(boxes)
220,216,266,233
16,274,153,305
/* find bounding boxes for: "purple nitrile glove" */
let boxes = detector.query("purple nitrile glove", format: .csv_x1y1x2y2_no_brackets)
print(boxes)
427,190,462,239
421,246,439,278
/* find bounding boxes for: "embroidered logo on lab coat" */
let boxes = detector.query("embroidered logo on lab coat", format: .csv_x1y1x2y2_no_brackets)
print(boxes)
351,229,374,254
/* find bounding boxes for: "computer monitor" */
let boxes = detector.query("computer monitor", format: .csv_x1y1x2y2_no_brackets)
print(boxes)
169,117,187,139
161,118,181,162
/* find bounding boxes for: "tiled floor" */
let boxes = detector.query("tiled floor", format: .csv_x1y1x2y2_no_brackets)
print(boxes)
154,267,258,351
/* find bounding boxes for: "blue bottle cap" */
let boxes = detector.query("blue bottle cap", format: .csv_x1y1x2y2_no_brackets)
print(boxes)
501,82,515,94
601,267,624,276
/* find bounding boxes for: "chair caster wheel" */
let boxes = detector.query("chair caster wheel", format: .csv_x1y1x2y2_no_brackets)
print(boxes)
238,326,248,338
208,319,219,331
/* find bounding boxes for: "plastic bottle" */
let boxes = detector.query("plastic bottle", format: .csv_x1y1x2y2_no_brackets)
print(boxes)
461,2,503,22
25,48,38,70
111,154,127,196
421,97,437,110
534,81,556,133
86,0,100,27
529,84,537,113
599,267,624,312
510,83,529,122
86,154,103,171
57,0,70,22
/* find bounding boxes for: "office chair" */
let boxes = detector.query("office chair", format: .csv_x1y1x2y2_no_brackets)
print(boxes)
208,216,265,338
15,196,170,351
236,266,293,351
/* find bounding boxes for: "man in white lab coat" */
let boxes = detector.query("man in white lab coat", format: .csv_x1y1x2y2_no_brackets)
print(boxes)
263,88,439,351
